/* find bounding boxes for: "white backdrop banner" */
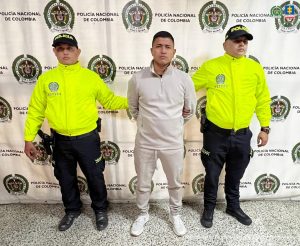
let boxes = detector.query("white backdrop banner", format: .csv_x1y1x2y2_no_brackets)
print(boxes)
0,0,300,204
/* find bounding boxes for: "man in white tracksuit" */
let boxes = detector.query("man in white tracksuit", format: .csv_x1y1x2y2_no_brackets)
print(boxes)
127,31,196,237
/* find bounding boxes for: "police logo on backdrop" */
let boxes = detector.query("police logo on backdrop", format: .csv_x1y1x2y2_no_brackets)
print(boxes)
78,176,89,195
12,55,42,84
0,97,12,122
122,0,152,32
44,0,75,32
199,1,229,32
196,96,207,119
171,55,189,73
270,95,291,121
3,174,29,195
272,2,300,32
255,173,280,195
88,55,116,84
192,174,205,194
271,6,283,18
32,142,51,165
129,176,154,195
100,141,120,165
292,142,300,164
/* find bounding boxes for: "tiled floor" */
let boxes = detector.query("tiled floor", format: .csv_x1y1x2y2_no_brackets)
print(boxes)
1,200,300,246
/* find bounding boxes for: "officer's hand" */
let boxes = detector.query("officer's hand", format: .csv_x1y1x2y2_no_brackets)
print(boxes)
24,141,38,162
182,108,191,118
257,132,268,147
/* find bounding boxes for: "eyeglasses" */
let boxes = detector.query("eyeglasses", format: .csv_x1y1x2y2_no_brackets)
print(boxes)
232,39,248,45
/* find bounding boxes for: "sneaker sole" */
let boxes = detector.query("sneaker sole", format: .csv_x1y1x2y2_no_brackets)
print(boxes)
130,231,142,237
172,228,187,237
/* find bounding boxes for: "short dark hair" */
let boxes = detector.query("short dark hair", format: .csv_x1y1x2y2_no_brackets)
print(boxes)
152,31,174,46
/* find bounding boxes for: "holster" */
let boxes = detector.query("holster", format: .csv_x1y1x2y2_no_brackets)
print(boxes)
37,129,54,155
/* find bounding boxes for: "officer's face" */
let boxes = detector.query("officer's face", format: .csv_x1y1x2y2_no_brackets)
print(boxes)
53,44,81,65
151,37,176,68
223,36,248,58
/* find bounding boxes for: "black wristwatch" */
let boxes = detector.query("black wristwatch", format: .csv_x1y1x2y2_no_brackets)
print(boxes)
261,126,270,134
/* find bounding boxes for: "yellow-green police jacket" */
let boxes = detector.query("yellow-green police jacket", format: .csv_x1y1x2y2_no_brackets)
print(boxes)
24,62,128,141
192,53,271,131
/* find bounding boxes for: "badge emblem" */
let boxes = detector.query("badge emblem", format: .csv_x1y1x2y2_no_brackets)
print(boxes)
100,141,120,165
199,1,229,32
44,0,75,32
78,176,89,195
192,174,205,194
292,142,300,164
216,74,225,84
272,2,300,32
0,97,12,122
270,95,291,121
12,55,42,84
129,176,154,195
88,55,116,84
48,82,59,92
196,96,207,120
122,0,152,32
3,174,29,195
172,55,189,73
255,174,280,195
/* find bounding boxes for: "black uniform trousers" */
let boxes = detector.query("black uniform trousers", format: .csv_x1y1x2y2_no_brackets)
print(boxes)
52,129,107,214
200,120,252,210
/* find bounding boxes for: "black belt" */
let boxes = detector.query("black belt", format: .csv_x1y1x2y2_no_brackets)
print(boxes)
54,129,98,141
206,120,249,135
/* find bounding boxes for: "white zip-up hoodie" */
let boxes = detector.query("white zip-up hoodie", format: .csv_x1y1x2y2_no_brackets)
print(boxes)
127,63,197,150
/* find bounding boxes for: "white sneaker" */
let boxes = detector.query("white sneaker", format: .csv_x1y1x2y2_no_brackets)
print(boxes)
169,214,187,236
130,213,149,236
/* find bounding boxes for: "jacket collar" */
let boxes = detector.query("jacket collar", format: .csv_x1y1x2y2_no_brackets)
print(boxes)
58,61,81,71
224,53,246,62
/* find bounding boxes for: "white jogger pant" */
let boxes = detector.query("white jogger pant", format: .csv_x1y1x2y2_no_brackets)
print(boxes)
134,147,184,215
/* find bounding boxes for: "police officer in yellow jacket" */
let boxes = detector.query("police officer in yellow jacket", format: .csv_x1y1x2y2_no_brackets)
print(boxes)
24,33,128,231
192,25,271,228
